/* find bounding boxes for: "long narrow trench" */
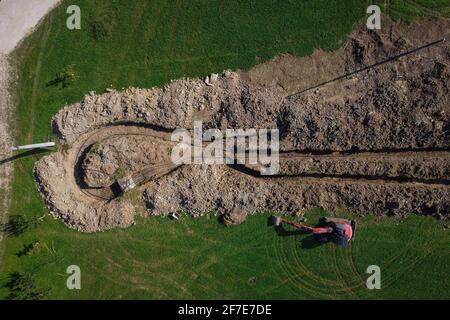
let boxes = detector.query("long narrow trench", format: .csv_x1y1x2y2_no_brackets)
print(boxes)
71,124,450,201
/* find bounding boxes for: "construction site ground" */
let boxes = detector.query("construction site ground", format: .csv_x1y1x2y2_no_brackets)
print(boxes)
1,1,449,299
34,19,450,232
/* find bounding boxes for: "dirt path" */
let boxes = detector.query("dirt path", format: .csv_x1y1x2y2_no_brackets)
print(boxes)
0,0,62,265
0,53,13,262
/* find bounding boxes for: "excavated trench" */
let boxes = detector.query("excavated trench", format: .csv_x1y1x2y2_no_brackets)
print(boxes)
34,18,450,232
73,125,450,201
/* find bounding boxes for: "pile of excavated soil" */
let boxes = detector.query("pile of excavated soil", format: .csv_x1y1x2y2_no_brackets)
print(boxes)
144,164,448,218
35,18,450,232
82,135,171,188
222,208,248,226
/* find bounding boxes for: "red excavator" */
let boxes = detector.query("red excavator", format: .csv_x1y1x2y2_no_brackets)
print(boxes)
269,215,356,247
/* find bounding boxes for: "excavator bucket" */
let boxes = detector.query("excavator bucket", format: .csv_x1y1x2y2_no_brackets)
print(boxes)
350,220,357,241
269,215,282,226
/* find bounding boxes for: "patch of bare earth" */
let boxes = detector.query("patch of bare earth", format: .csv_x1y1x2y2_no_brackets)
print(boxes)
36,19,450,232
0,54,14,253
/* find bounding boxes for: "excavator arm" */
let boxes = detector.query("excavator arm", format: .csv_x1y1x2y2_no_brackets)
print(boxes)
281,219,332,234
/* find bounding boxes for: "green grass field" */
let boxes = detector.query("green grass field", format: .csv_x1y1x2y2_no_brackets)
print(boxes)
1,210,450,299
1,0,449,299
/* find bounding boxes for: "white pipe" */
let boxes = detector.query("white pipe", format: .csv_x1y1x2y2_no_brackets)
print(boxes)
11,142,55,151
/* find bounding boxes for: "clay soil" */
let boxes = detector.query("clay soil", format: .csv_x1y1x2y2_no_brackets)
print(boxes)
35,19,450,232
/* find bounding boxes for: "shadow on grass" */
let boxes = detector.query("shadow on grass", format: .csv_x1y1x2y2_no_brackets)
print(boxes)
4,272,49,300
269,216,327,250
299,235,323,249
16,241,40,257
0,148,50,166
1,215,39,237
274,224,323,249
274,224,304,237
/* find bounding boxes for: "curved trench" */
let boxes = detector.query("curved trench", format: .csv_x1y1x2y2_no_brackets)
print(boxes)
70,122,450,202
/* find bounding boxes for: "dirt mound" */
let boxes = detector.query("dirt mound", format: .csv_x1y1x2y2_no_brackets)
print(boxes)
143,164,449,219
82,134,171,188
35,18,450,232
221,208,248,226
35,152,135,232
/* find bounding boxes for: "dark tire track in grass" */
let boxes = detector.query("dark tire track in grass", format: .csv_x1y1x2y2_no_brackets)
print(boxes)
273,232,340,299
269,222,362,298
405,0,449,18
329,246,357,298
350,218,437,297
29,16,53,142
96,239,197,299
275,217,366,298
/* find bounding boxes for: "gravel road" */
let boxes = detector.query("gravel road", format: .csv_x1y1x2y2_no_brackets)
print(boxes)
0,0,61,54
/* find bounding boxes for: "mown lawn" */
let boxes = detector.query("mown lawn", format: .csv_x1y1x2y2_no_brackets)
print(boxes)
1,0,449,299
389,0,450,21
1,210,449,299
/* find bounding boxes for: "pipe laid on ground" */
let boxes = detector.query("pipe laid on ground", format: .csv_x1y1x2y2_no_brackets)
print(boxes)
11,142,55,151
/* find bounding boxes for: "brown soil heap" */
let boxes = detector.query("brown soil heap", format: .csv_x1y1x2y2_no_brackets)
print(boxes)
35,19,450,232
222,208,248,226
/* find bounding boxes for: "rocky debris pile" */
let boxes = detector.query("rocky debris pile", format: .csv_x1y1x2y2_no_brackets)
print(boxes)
221,208,248,226
142,164,450,220
34,19,450,232
35,152,135,232
82,135,170,188
53,20,450,152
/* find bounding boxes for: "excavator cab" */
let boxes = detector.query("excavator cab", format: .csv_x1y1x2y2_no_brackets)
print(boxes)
317,217,356,246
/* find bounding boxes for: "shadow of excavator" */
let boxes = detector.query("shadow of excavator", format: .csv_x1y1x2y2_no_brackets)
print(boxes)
268,216,327,250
